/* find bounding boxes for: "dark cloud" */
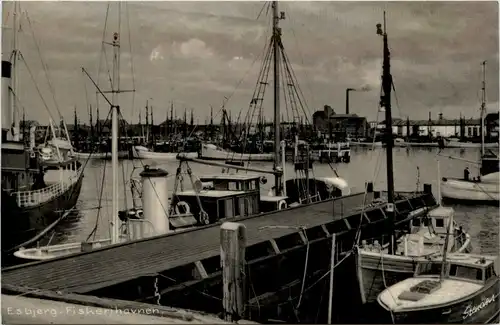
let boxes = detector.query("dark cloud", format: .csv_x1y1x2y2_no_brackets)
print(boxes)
2,1,498,125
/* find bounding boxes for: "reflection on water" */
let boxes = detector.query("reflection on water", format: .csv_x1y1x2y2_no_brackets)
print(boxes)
51,147,498,255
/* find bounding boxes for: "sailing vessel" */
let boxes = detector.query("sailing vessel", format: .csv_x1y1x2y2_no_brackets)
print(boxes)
352,13,471,309
13,3,198,262
1,3,84,256
184,1,351,201
441,61,499,203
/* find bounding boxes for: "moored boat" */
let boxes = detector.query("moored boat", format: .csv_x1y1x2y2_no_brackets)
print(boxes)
132,145,197,160
377,253,500,323
199,143,274,161
440,62,499,204
356,206,472,304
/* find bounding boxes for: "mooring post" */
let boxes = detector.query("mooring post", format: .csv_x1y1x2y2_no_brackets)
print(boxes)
327,233,336,324
220,222,247,322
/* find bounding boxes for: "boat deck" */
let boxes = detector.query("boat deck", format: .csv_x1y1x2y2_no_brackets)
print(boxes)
2,190,433,295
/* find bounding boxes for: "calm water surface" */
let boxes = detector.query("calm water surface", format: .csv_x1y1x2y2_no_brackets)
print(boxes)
52,147,499,256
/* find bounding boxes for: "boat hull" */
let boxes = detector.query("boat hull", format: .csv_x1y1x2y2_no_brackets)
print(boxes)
381,279,500,324
132,146,198,160
13,238,112,262
445,140,499,149
441,177,499,202
357,231,471,304
72,151,129,160
199,144,274,161
1,173,84,256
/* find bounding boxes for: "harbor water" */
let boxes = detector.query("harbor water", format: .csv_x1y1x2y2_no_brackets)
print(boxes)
49,147,499,257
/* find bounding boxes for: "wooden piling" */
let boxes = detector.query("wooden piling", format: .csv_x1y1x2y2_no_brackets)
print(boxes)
220,222,247,322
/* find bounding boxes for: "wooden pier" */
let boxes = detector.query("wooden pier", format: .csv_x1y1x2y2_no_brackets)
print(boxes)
2,187,437,323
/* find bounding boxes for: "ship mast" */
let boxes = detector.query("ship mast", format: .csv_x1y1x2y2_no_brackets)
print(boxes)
10,2,20,141
480,60,486,156
110,3,122,244
272,1,284,195
377,12,396,255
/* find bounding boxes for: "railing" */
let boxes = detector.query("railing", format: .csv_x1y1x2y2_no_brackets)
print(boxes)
13,167,84,208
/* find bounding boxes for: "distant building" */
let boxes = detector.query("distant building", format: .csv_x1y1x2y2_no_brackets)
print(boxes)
374,113,484,138
312,105,368,138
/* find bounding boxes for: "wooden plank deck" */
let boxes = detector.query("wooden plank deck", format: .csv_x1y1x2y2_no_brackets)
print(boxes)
2,193,372,294
1,284,244,324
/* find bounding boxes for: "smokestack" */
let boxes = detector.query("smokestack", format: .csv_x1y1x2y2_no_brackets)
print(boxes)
140,166,171,237
2,61,12,135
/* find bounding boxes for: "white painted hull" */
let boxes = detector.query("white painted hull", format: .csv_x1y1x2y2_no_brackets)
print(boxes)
199,144,274,161
71,151,128,159
350,141,383,147
394,141,438,147
445,140,498,149
13,239,112,261
441,174,500,201
133,146,198,160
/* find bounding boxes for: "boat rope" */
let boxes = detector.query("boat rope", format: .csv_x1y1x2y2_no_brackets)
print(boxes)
380,251,397,324
25,11,63,120
153,276,161,306
5,207,75,254
295,227,309,309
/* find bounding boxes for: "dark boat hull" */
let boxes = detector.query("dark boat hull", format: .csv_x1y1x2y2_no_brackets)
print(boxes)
1,174,84,255
385,279,500,324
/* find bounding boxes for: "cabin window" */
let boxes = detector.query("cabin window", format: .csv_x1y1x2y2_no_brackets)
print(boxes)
417,262,442,276
449,264,482,281
246,197,254,215
485,266,494,280
413,218,421,226
225,198,234,218
238,197,245,216
228,182,238,191
473,127,478,137
249,181,256,190
435,218,444,228
468,127,473,136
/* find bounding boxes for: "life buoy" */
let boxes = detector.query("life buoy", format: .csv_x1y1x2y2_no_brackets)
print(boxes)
200,211,209,225
278,200,287,210
175,201,190,215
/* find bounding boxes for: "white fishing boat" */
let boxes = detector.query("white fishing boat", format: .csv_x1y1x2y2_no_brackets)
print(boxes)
378,252,499,323
199,143,274,161
357,206,471,304
71,150,128,160
440,61,499,203
441,171,499,201
132,145,197,160
445,139,498,149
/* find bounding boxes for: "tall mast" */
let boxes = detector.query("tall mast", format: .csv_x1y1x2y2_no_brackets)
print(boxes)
480,60,486,156
145,100,149,143
151,104,154,147
10,2,20,141
110,3,121,244
377,12,396,255
272,1,283,195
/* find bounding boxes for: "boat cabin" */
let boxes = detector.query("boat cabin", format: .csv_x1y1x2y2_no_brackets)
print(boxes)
410,206,454,234
171,174,262,225
414,254,498,286
407,206,456,254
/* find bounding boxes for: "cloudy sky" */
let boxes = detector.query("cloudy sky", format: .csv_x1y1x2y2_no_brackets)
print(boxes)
1,1,498,125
